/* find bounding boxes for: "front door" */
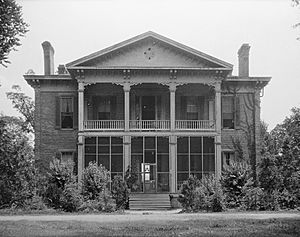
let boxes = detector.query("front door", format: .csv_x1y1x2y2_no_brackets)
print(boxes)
143,163,156,193
142,96,155,120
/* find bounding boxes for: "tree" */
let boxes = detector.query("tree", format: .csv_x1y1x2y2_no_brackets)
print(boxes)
6,85,34,133
292,0,300,40
0,115,36,208
0,0,29,67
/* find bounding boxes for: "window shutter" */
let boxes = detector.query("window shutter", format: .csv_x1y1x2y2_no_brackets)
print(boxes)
73,96,78,129
235,95,240,128
55,96,60,129
110,96,117,119
180,96,187,120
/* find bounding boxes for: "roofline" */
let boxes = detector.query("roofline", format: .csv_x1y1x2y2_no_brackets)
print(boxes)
67,66,232,71
227,76,271,82
66,31,233,69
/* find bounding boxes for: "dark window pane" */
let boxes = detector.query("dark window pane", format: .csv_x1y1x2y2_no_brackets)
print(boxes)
111,137,123,145
98,146,109,154
145,137,155,149
145,150,155,163
177,155,189,171
177,172,189,190
85,137,96,144
85,155,96,167
157,137,169,153
177,137,188,153
98,155,109,170
203,137,215,153
131,137,143,153
85,145,96,154
111,145,123,154
61,113,73,128
190,154,202,172
111,155,123,172
98,137,110,145
157,173,169,192
131,155,143,173
203,154,215,172
190,137,202,153
157,154,169,172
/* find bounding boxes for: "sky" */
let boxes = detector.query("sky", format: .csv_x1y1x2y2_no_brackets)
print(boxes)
0,0,299,130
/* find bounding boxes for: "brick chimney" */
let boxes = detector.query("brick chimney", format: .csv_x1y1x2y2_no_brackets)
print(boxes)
42,41,55,75
238,43,250,77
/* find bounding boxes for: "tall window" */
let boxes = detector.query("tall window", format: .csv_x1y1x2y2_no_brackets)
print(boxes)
222,96,235,129
98,97,111,120
186,96,198,120
84,136,123,180
177,136,215,190
61,97,73,129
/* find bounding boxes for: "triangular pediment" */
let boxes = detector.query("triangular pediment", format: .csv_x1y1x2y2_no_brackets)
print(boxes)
66,31,232,69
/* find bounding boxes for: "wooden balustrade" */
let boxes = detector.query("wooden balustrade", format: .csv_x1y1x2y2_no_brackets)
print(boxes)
175,120,215,130
83,120,124,130
83,120,215,131
129,120,170,130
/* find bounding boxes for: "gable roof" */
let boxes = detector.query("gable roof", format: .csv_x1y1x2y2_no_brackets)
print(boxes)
66,31,233,69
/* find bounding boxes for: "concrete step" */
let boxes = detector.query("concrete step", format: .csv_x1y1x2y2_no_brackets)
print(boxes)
129,193,171,210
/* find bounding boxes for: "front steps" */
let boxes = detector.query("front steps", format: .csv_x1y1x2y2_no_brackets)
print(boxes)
129,193,171,210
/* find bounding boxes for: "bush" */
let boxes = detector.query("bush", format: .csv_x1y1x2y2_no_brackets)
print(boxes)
221,162,251,208
179,175,225,212
81,162,110,200
111,175,129,210
240,178,265,210
60,180,83,212
44,158,76,209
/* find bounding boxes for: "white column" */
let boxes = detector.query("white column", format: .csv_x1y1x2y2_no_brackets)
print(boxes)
214,82,222,179
169,135,177,193
169,83,177,131
123,83,131,131
124,135,131,175
78,81,85,183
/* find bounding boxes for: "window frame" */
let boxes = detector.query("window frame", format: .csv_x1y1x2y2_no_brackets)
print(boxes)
221,94,239,130
60,96,74,130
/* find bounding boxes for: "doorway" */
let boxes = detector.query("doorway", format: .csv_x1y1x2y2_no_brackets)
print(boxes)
142,96,155,120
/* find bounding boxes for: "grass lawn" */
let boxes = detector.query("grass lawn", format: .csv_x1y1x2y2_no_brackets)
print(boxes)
0,211,299,237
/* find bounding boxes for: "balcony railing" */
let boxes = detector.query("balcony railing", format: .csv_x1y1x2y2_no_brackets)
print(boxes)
83,120,215,131
129,120,170,130
84,120,124,130
175,120,215,130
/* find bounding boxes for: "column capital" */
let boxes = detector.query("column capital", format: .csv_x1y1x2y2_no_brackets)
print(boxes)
168,83,177,92
78,81,85,92
123,82,131,92
214,81,221,93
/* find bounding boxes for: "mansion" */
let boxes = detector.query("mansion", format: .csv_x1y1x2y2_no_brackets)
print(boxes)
25,31,270,194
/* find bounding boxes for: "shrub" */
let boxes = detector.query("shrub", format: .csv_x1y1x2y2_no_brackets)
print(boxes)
240,178,265,210
221,162,251,208
81,162,110,200
179,175,225,212
60,180,83,212
44,158,75,209
79,190,115,213
111,175,129,210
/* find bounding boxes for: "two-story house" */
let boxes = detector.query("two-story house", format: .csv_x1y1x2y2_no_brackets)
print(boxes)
25,31,270,194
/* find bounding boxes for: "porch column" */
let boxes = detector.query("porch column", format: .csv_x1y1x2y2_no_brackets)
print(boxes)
123,83,131,131
169,83,177,131
124,135,131,174
214,82,222,179
169,135,177,193
78,81,85,183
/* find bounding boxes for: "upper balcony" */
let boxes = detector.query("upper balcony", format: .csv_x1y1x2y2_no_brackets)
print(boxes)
81,83,216,132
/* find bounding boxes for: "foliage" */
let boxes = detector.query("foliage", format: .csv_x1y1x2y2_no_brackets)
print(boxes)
124,166,138,191
0,0,29,67
0,116,36,208
44,159,75,209
240,178,265,210
221,162,251,208
6,85,35,133
179,175,225,212
81,162,110,200
60,181,83,212
111,175,129,210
